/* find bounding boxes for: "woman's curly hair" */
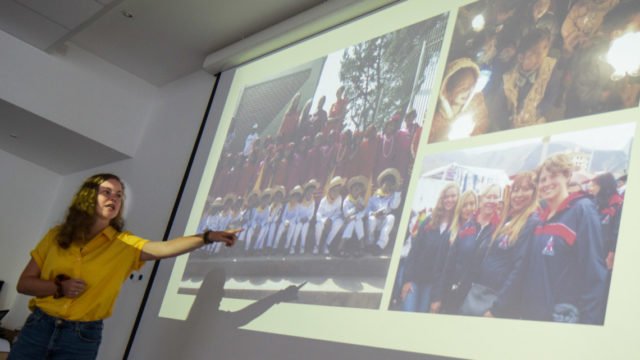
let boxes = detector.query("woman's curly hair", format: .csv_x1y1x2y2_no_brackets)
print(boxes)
56,173,125,249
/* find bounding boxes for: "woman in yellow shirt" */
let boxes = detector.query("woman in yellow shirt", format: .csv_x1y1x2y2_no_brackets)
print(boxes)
8,173,239,360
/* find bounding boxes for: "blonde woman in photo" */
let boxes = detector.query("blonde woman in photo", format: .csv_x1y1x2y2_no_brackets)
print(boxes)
475,172,541,318
401,183,460,313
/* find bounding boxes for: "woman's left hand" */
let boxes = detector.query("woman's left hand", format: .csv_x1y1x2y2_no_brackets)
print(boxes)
61,278,87,298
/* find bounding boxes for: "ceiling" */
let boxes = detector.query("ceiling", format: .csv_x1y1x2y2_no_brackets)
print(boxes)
0,0,400,175
0,0,400,86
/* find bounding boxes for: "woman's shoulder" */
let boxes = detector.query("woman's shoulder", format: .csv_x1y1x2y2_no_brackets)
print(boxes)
114,229,149,248
571,194,599,212
37,225,63,246
46,225,63,235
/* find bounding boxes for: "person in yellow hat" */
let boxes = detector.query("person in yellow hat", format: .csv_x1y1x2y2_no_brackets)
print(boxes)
290,180,319,255
266,186,286,252
367,168,403,255
241,190,261,253
227,195,245,235
339,176,369,257
210,193,238,255
195,197,222,257
251,189,273,253
314,176,345,255
197,196,223,234
277,186,303,253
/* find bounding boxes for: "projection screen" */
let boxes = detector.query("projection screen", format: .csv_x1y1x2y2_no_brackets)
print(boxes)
133,1,640,359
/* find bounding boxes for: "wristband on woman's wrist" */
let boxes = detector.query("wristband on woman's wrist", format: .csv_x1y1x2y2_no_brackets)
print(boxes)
202,229,214,244
53,274,69,299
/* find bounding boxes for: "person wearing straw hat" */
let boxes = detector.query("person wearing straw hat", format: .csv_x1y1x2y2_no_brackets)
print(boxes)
251,189,273,253
236,192,257,249
228,195,245,233
339,176,369,257
193,197,225,258
367,168,403,255
197,196,223,234
266,186,286,252
278,186,303,253
241,189,261,253
211,193,237,255
314,176,345,255
218,194,237,229
290,180,319,255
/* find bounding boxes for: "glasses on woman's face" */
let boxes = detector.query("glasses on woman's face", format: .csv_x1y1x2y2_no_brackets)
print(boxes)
98,187,123,201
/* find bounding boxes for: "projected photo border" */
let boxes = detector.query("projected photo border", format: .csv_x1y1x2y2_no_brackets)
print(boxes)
174,12,449,311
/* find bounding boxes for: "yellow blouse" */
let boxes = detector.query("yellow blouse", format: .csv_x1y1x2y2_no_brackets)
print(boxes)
29,226,149,321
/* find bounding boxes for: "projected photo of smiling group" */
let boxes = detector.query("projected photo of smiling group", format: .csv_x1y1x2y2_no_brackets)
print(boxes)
390,122,634,325
177,13,449,309
428,0,640,143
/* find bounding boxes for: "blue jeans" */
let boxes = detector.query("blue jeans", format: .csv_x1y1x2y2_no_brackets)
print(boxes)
8,308,103,360
402,283,432,313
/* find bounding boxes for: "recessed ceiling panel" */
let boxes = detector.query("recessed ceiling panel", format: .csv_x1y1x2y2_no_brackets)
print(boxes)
16,0,103,29
0,99,130,174
0,1,67,49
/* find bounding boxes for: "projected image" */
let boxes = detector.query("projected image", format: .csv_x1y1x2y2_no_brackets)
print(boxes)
427,0,640,143
181,13,450,309
390,122,633,325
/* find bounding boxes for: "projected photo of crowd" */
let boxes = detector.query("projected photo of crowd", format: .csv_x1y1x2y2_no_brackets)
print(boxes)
389,123,633,325
180,13,449,308
427,0,640,143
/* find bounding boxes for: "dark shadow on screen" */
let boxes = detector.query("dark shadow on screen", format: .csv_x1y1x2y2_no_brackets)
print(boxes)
177,268,301,359
144,268,457,360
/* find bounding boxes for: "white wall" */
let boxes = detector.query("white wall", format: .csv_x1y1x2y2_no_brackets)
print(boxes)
0,30,157,157
0,27,216,359
0,149,61,325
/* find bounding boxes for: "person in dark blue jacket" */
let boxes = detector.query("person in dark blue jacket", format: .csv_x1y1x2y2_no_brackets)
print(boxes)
476,171,540,319
521,153,608,324
400,183,460,312
588,172,623,271
433,183,501,314
427,190,476,313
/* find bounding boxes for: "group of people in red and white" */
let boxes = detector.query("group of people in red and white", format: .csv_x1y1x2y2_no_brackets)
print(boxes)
395,152,624,325
197,87,420,258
